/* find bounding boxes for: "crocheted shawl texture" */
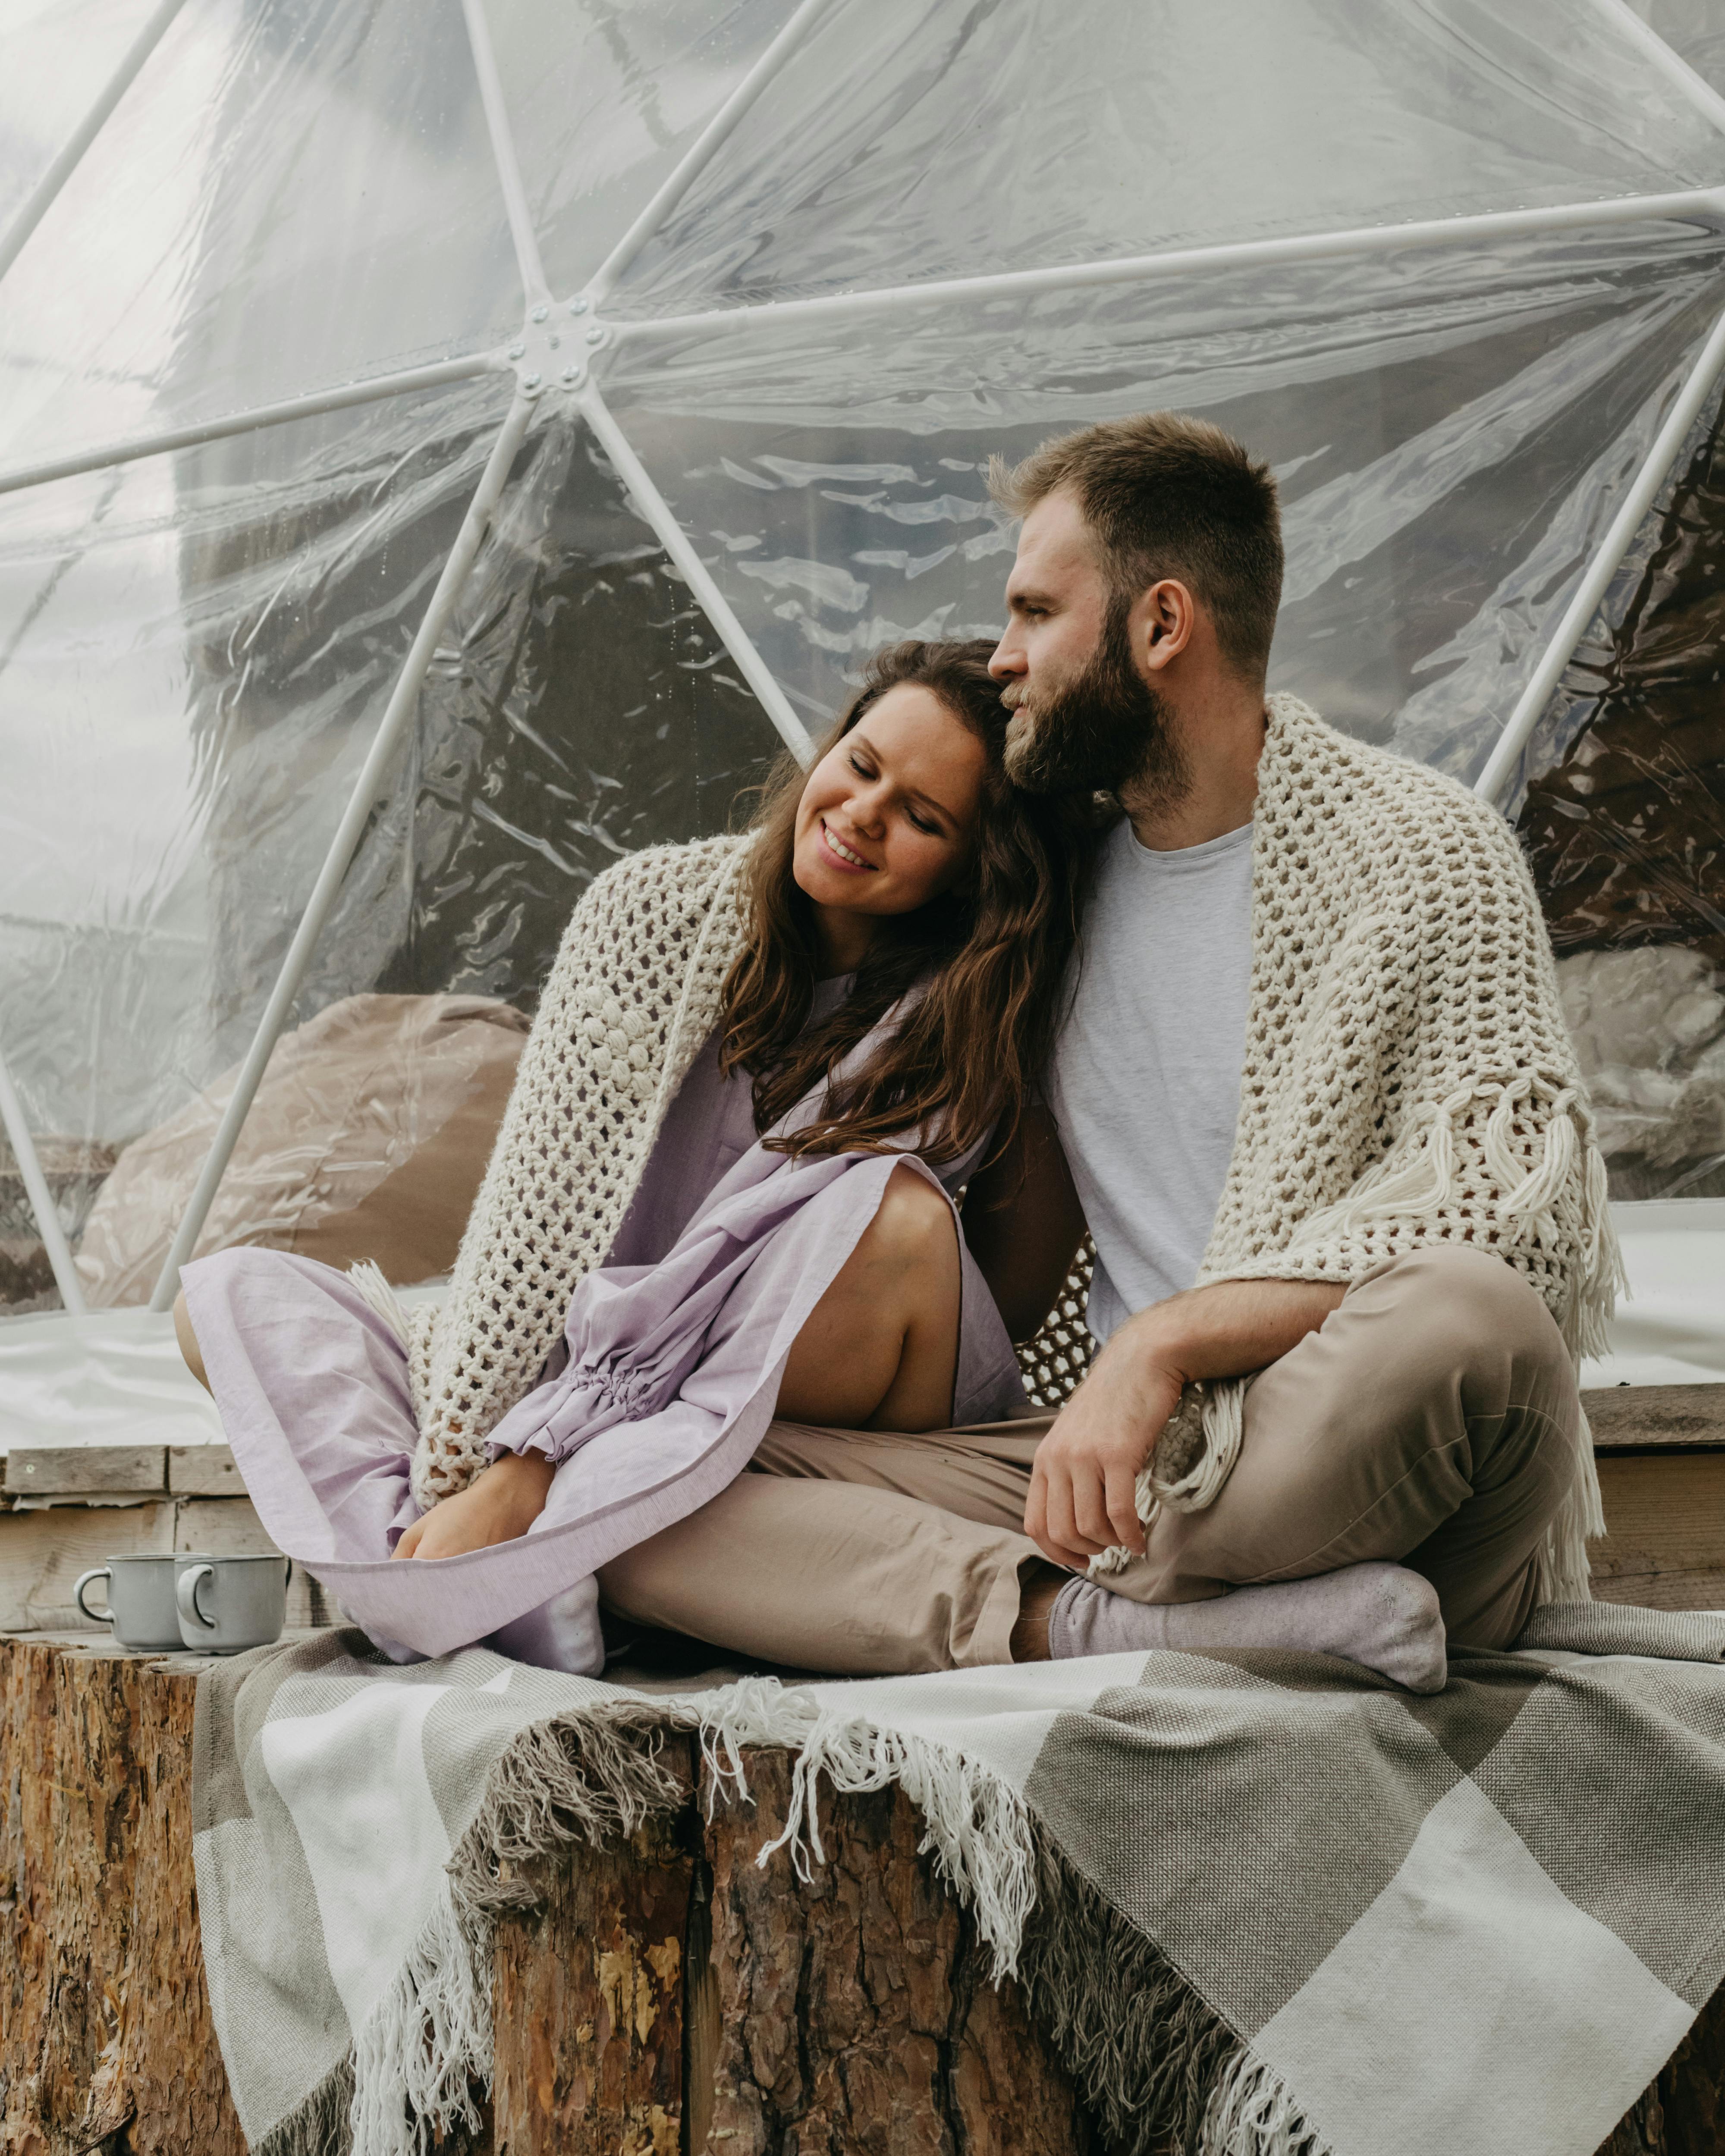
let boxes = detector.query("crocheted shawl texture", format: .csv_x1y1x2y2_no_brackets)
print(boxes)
406,696,1617,1590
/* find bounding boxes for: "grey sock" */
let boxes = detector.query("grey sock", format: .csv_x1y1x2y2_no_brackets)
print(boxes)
1049,1561,1448,1694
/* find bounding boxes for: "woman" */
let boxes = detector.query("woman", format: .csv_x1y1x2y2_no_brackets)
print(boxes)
177,640,1096,1674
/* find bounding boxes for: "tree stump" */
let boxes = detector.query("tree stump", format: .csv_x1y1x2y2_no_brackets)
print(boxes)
4,1632,1725,2155
490,1746,1099,2156
0,1635,245,2156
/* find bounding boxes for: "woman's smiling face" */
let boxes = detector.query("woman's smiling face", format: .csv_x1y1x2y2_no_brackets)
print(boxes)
791,684,988,946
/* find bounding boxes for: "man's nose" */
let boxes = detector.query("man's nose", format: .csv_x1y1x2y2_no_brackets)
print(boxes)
988,632,1023,681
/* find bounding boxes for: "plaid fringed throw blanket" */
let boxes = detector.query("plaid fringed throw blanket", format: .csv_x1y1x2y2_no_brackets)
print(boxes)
193,1604,1725,2156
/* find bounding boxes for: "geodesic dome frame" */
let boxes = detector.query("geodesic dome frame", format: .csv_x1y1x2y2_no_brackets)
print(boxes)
3,0,1725,1354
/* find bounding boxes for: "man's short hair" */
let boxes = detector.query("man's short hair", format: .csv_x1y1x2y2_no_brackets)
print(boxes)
989,412,1284,681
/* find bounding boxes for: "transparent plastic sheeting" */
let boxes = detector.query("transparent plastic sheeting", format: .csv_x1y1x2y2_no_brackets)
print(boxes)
0,381,779,1173
6,0,1725,477
1631,0,1725,100
608,231,1725,773
598,0,1725,318
1,377,506,1152
0,0,525,472
0,0,159,231
3,0,1725,1323
0,0,809,475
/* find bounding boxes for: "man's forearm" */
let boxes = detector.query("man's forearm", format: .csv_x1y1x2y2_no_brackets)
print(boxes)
1110,1274,1346,1392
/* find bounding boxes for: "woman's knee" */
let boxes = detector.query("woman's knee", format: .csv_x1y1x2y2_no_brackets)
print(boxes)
863,1165,957,1273
173,1287,210,1392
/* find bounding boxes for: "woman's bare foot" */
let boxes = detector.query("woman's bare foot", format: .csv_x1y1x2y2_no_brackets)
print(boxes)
1046,1561,1448,1693
393,1450,556,1561
173,1288,211,1393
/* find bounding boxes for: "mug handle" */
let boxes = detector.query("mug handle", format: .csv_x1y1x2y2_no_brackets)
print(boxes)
176,1562,217,1632
73,1566,112,1626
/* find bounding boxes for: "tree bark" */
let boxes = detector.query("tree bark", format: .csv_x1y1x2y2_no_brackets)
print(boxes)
0,1635,245,2156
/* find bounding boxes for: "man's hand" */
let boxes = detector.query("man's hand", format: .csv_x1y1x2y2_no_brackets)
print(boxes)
1023,1277,1347,1570
1025,1331,1184,1568
393,1450,556,1561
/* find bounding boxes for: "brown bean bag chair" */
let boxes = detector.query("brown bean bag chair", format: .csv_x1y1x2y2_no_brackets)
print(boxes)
75,994,528,1306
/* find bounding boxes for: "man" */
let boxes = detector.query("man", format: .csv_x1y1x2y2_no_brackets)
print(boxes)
600,411,1610,1692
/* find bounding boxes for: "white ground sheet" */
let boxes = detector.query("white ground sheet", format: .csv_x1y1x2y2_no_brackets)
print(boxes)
0,1204,1719,1455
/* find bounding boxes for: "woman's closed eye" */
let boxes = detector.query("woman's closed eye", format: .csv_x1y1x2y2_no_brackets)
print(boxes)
850,749,946,838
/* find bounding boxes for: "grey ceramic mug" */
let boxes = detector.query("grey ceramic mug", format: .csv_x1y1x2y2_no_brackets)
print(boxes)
174,1552,291,1654
75,1552,212,1651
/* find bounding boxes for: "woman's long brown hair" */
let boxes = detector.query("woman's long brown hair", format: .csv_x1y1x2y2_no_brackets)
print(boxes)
718,639,1100,1166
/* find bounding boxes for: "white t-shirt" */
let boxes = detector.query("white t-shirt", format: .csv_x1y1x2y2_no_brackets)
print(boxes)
1048,816,1254,1343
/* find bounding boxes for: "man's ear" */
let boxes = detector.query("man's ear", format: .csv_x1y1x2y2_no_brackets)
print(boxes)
1137,579,1197,675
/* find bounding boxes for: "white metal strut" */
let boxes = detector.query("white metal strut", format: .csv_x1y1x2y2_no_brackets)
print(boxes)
609,187,1725,344
0,1039,86,1315
461,0,553,308
1585,0,1725,137
146,392,538,1311
0,353,509,501
586,0,838,310
578,385,816,763
0,0,188,290
1474,298,1725,808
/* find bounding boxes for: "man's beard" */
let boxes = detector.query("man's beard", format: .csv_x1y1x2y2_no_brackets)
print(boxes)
1002,593,1190,806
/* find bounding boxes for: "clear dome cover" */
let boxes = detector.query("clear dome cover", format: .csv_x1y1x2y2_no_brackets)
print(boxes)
2,0,1724,1385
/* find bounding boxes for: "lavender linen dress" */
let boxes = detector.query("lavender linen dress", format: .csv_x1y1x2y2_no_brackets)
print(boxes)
182,989,1027,1675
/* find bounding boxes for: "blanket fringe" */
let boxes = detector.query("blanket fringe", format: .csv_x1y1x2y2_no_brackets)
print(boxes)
254,2053,355,2156
333,1679,1310,2156
451,1698,685,1915
349,1879,490,2156
686,1677,1037,1979
1200,2048,1335,2156
346,1261,413,1354
1018,1828,1241,2156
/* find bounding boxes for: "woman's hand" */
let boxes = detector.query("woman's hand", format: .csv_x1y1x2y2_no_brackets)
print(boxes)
393,1450,556,1561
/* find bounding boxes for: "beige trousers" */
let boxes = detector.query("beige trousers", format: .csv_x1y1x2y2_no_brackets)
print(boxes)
597,1245,1583,1673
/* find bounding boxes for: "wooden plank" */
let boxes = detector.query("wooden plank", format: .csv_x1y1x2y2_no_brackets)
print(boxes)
168,1442,243,1497
1593,1453,1725,1611
3,1443,167,1497
173,1497,336,1628
0,1501,176,1632
1584,1385,1725,1453
0,1498,335,1631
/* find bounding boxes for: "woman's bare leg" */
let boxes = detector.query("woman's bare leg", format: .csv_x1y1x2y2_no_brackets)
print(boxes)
173,1288,211,1393
775,1165,961,1431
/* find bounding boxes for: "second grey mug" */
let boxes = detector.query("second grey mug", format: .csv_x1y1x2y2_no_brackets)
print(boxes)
174,1552,291,1654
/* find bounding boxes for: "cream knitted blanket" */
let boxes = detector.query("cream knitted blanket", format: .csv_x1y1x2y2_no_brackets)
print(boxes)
407,695,1617,1589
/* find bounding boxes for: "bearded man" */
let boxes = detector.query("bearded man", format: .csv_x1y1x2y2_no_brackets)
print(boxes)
599,411,1614,1693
